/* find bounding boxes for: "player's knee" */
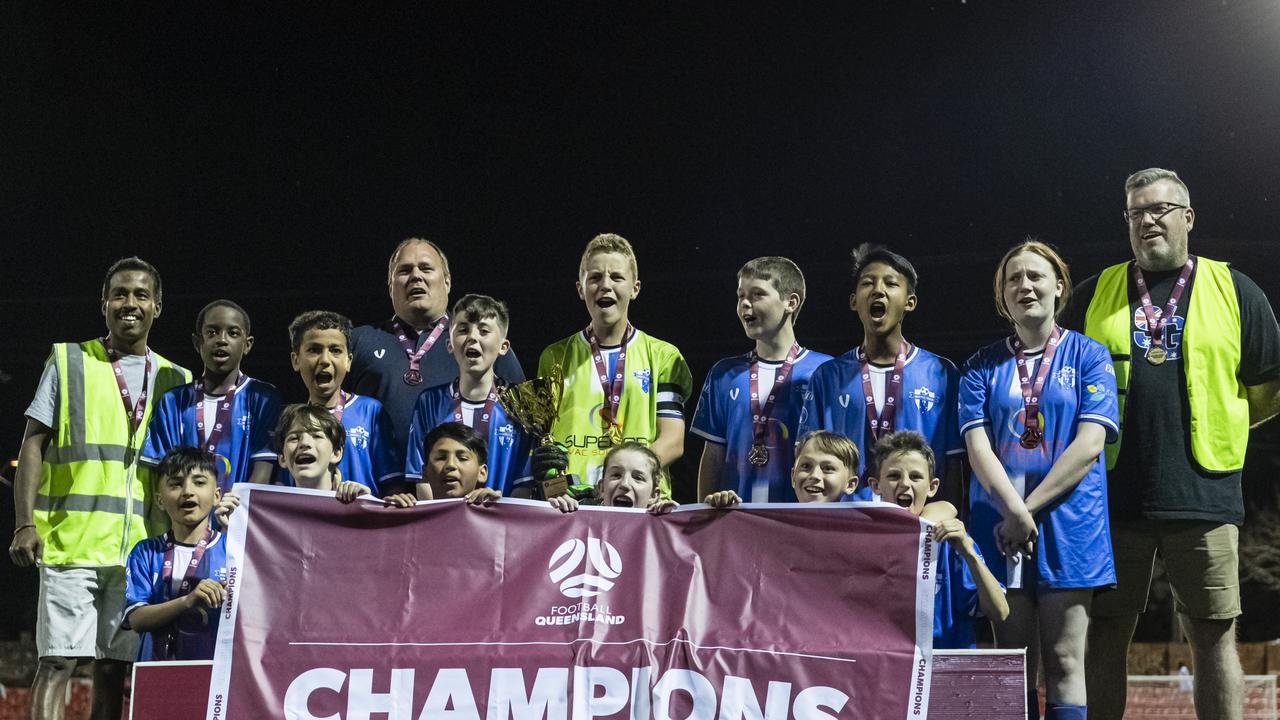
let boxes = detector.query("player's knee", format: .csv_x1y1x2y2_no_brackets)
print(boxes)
1183,616,1237,652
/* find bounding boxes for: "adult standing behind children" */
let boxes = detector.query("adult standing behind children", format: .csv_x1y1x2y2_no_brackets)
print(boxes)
1068,169,1280,720
961,240,1119,720
346,238,525,454
8,257,191,720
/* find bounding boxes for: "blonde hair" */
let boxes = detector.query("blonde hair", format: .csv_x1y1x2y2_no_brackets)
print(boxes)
794,431,859,473
992,238,1073,323
387,237,451,285
738,256,807,323
578,233,638,279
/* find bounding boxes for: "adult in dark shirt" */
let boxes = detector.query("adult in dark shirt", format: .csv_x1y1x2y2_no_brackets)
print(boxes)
1064,169,1280,720
346,238,525,481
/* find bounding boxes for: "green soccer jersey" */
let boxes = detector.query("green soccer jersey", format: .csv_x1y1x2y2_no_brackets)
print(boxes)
538,327,693,494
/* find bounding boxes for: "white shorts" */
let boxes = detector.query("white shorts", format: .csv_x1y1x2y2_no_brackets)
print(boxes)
37,565,138,661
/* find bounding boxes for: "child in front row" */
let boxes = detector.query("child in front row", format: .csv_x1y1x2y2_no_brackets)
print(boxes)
123,447,230,661
549,442,677,514
412,422,501,505
706,430,1007,648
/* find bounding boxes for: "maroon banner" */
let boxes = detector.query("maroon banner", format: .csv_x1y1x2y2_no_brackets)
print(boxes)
207,486,936,720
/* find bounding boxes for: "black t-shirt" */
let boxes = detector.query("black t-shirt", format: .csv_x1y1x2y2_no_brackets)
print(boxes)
1062,260,1280,525
346,317,526,453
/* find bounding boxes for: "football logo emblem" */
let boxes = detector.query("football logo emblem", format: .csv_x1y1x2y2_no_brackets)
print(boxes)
548,538,622,598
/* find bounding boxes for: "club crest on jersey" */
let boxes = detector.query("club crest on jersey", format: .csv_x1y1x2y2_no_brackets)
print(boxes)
496,423,515,449
348,425,371,450
908,386,938,413
374,349,386,359
729,387,740,400
838,393,851,408
1053,366,1077,388
632,369,652,393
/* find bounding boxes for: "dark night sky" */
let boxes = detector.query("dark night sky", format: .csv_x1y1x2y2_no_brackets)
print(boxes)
2,1,1279,477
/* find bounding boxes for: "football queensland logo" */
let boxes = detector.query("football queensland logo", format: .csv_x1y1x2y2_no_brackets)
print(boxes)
536,538,626,627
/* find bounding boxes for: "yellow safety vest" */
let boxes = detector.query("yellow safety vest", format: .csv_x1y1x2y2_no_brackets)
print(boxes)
36,340,190,566
1083,258,1246,472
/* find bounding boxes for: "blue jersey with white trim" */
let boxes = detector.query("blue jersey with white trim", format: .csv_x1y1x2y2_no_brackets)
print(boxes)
959,329,1119,589
691,347,832,502
277,393,401,497
405,380,535,496
933,539,983,649
124,531,228,661
142,376,283,492
799,345,961,500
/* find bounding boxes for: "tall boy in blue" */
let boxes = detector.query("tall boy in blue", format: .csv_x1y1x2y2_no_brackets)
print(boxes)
143,300,283,491
406,294,535,496
123,447,229,661
691,257,831,503
800,244,962,499
285,310,401,496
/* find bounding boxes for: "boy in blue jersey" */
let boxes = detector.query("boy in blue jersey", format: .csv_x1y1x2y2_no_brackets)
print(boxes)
413,422,500,505
143,300,283,491
406,295,536,496
691,257,832,503
123,447,229,661
800,244,963,501
286,311,401,497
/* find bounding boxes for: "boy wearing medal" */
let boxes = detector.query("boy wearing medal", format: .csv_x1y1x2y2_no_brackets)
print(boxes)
143,300,283,491
123,447,229,661
537,233,693,494
800,243,963,501
691,257,832,502
406,294,536,496
286,311,402,497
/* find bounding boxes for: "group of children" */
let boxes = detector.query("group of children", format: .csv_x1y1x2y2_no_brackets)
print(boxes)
123,232,1114,720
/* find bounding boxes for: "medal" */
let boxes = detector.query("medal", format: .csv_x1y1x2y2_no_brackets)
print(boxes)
747,444,769,466
452,381,500,436
392,316,447,386
747,343,801,472
403,368,423,385
1146,346,1167,365
102,338,153,435
605,421,625,446
1133,257,1194,367
1011,326,1062,453
858,341,909,443
586,324,634,445
1020,427,1042,449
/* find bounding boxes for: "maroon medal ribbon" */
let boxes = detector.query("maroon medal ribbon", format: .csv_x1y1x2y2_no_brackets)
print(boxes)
1010,325,1062,449
393,315,448,385
155,525,216,660
451,381,500,437
195,374,241,454
857,341,910,443
102,338,152,435
586,324,634,441
1133,257,1194,364
329,391,350,424
747,343,801,466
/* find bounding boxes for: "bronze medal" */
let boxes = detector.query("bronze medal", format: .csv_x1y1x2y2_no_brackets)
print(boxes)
747,444,769,466
1147,346,1167,365
403,368,423,386
1020,427,1042,450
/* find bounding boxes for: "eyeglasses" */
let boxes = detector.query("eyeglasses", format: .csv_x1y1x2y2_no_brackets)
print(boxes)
1123,203,1188,225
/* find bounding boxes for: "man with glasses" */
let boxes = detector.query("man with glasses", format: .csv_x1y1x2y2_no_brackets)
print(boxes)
1064,168,1280,720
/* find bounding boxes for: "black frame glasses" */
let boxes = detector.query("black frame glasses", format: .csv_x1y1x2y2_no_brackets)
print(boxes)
1123,203,1188,225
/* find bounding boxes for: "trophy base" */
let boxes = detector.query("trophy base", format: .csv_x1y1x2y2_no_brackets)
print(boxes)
541,475,570,499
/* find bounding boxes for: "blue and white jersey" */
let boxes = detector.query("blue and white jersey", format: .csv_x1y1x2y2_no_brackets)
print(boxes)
690,347,831,502
405,380,535,496
799,345,961,500
141,376,283,492
933,539,982,650
959,329,1119,590
276,393,401,497
123,531,229,661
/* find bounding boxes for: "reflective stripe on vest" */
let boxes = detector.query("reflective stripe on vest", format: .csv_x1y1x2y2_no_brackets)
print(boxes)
1084,258,1245,472
36,340,190,566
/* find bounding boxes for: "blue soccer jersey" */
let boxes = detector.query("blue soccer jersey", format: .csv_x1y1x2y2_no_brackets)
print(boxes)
799,345,962,499
277,393,401,497
933,539,983,650
405,380,535,496
691,347,832,502
141,376,284,492
123,531,229,661
959,329,1119,590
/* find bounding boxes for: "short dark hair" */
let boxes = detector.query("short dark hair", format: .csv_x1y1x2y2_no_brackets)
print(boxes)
102,257,163,303
873,431,936,477
851,243,918,295
156,446,219,486
195,299,251,336
452,293,510,334
273,404,346,453
423,421,488,467
287,310,352,352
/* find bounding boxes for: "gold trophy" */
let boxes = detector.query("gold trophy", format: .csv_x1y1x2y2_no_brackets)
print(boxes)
498,365,570,499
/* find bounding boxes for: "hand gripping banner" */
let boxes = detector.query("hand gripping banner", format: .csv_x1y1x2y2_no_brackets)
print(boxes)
207,486,937,720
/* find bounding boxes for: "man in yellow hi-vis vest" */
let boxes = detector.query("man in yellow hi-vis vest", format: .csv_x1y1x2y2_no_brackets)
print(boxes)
8,257,190,720
1064,169,1280,720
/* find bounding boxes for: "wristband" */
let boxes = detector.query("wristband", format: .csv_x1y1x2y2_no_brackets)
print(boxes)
13,523,35,536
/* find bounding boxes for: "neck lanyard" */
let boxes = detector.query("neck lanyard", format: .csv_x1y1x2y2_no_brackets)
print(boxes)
195,374,241,453
452,380,500,436
326,391,350,424
857,341,910,443
746,343,801,467
1010,325,1062,449
585,324,634,445
155,526,215,660
1133,257,1195,365
393,315,448,385
102,339,152,434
